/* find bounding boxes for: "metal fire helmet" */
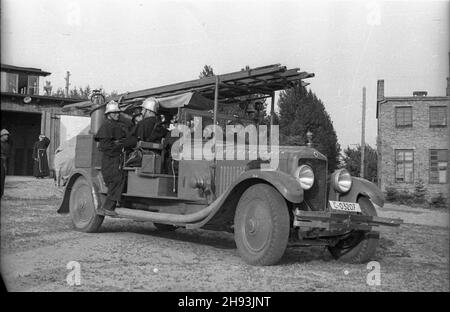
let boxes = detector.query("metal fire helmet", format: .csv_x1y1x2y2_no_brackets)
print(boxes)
141,97,159,114
104,100,122,115
1,129,10,136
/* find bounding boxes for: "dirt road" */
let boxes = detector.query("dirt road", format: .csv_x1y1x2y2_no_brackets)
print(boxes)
1,176,448,291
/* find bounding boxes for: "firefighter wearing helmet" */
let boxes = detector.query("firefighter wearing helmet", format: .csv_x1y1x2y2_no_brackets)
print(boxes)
94,100,137,216
134,97,168,143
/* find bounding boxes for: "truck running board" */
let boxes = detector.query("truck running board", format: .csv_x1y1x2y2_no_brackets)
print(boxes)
114,208,206,225
114,194,225,225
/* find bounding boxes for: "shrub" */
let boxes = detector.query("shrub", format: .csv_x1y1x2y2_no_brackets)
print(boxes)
413,179,427,204
429,193,448,209
385,185,398,202
396,190,415,205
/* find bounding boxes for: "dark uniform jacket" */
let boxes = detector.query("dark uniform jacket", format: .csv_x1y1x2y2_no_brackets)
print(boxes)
94,119,137,202
1,140,11,197
95,119,136,157
134,116,168,143
1,141,11,161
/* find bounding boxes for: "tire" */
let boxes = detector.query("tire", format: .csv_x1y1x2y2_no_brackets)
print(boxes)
69,176,104,233
153,223,177,232
328,196,379,263
234,184,290,266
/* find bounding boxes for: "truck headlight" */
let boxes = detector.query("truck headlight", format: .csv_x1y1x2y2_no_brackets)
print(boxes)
295,165,315,190
332,169,352,193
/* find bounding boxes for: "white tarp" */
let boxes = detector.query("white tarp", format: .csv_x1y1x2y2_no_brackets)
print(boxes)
54,126,90,186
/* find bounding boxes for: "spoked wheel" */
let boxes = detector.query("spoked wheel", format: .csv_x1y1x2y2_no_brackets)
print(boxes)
234,184,290,266
153,223,177,232
328,196,379,263
69,176,104,232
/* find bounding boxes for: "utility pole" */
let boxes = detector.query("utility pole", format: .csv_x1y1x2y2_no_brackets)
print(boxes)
360,87,366,178
64,71,71,98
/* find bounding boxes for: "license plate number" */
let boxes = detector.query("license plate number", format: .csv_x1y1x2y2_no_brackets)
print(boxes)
329,201,361,212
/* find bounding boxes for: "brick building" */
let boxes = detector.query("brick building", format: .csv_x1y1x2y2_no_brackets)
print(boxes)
1,64,82,176
376,72,450,203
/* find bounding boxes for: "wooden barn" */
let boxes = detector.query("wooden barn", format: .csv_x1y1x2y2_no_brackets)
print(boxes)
1,64,83,176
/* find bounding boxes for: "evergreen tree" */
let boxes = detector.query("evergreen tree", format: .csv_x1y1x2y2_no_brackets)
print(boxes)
278,85,340,171
342,144,378,182
413,179,427,204
199,65,215,78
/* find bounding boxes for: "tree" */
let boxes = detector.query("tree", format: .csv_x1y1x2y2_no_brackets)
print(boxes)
199,65,215,79
342,144,378,182
78,85,91,99
51,85,117,100
69,85,92,99
43,81,53,95
52,87,65,97
278,85,341,172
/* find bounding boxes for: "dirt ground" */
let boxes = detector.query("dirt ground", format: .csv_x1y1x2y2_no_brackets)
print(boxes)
1,176,449,292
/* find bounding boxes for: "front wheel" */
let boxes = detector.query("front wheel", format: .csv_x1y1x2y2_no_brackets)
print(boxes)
234,184,290,266
328,196,379,263
69,176,104,232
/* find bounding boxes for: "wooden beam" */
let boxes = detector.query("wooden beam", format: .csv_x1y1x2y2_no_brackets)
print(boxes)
114,64,286,101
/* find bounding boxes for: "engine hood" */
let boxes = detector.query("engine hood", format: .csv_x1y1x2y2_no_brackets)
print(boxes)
278,145,327,161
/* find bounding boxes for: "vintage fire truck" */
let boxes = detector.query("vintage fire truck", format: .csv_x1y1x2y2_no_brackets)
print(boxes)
58,64,402,266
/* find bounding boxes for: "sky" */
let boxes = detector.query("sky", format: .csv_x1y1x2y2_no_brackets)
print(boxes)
1,0,449,148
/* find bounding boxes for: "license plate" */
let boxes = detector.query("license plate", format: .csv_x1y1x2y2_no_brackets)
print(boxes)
329,200,361,213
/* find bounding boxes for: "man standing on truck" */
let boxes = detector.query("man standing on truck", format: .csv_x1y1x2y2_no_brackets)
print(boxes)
95,101,137,216
134,97,168,143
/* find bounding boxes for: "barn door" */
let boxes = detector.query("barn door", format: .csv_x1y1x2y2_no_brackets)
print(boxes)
40,109,60,176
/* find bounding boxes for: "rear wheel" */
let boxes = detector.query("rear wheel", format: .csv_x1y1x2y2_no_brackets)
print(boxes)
69,176,104,232
234,184,290,266
328,196,379,263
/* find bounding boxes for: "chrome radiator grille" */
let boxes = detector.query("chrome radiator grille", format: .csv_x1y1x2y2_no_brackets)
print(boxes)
299,158,328,211
216,165,246,196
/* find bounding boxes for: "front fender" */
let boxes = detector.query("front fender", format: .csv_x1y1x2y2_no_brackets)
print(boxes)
333,177,384,207
231,169,304,203
57,169,105,214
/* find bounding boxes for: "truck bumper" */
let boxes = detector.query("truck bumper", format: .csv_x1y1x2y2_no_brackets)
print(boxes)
294,209,403,232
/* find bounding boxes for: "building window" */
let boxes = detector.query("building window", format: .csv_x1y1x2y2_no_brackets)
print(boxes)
430,149,448,184
429,106,447,127
27,75,39,95
0,72,18,93
395,106,412,127
395,150,414,183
